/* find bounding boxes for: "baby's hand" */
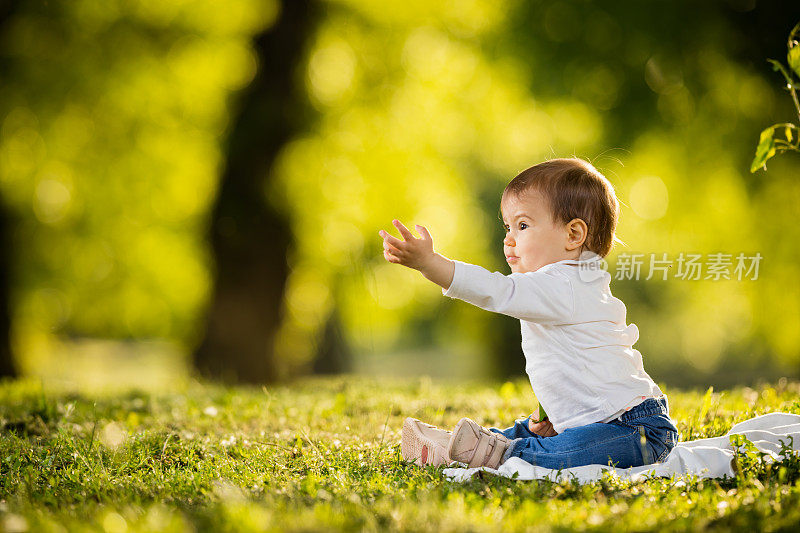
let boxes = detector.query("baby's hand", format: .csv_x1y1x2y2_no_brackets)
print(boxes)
529,413,558,437
379,219,434,271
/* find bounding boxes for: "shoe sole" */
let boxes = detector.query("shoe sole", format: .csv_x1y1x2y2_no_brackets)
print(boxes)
401,418,448,467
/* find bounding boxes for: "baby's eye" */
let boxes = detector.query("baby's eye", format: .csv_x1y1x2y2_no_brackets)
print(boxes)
519,222,528,230
503,224,509,233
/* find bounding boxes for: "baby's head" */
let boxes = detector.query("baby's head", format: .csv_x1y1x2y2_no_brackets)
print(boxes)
500,158,619,273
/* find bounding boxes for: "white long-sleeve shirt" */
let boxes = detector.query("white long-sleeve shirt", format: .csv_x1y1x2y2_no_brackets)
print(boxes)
442,251,663,434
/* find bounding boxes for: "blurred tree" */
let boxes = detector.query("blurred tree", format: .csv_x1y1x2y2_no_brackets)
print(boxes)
0,1,20,378
194,0,321,383
269,0,600,381
0,206,14,378
0,0,798,389
312,307,352,374
0,1,276,374
497,0,800,387
273,0,800,387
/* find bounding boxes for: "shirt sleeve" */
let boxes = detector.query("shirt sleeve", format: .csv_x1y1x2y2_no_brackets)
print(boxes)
441,260,574,324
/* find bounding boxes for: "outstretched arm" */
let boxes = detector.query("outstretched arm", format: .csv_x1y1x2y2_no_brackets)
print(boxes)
381,221,573,324
379,219,455,290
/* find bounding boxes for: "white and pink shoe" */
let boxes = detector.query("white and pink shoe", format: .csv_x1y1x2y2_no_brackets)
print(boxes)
401,418,452,467
447,417,511,469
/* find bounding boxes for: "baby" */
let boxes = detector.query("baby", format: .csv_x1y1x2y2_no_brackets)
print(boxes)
379,158,680,470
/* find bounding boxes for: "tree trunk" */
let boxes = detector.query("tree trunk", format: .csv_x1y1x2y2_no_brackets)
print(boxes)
193,0,317,383
0,2,19,379
313,308,353,375
0,205,15,379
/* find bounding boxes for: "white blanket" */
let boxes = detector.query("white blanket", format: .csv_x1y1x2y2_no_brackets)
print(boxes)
443,412,800,484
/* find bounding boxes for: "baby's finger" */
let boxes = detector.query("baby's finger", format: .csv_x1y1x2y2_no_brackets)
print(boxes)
380,231,405,249
383,250,400,263
416,225,432,241
384,241,401,254
392,219,416,241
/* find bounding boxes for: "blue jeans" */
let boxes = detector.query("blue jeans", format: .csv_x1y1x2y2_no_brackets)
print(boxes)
490,396,680,470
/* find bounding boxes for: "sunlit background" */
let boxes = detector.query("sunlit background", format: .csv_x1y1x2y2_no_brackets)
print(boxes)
1,0,799,391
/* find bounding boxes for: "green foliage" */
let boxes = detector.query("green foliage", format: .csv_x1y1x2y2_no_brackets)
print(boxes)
492,3,800,385
270,0,602,373
2,377,800,531
790,44,800,78
751,22,800,172
275,1,800,386
0,1,277,355
1,1,800,388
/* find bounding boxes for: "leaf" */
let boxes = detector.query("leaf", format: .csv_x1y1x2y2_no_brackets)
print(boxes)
768,59,794,87
750,126,777,173
789,43,800,78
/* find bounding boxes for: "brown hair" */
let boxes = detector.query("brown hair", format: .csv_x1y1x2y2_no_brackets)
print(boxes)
502,158,621,258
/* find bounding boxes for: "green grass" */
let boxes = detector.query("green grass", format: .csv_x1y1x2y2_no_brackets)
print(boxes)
1,376,800,532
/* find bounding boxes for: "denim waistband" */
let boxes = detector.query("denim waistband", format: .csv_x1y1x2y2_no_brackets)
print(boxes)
618,396,669,423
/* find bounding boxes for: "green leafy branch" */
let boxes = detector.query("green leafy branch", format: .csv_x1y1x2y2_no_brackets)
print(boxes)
751,21,800,173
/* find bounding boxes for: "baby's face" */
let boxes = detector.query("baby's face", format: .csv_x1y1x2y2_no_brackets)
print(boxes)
501,192,570,274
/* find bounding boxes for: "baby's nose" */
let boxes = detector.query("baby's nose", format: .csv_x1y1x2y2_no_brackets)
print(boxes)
504,234,515,245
